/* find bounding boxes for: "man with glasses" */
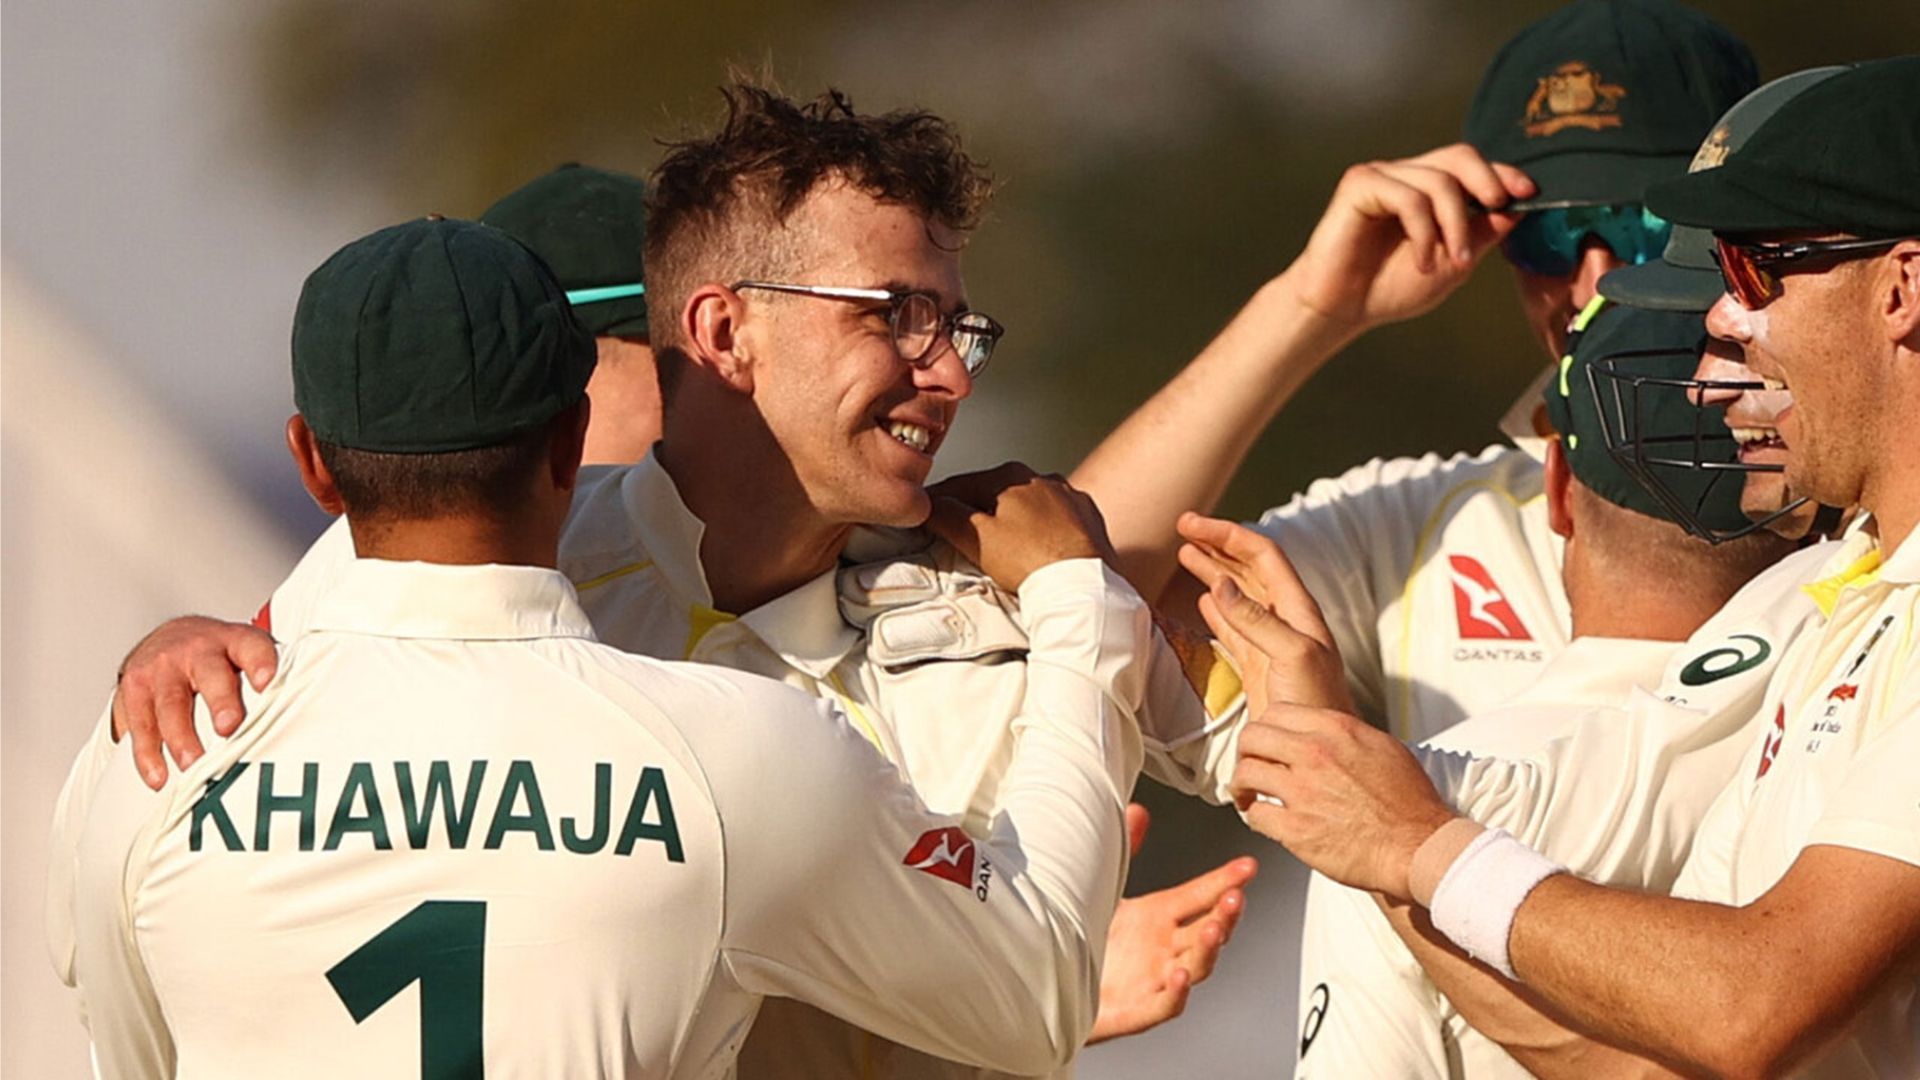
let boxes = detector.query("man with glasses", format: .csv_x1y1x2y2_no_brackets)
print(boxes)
49,215,1148,1079
1222,56,1920,1078
1076,0,1757,747
1284,67,1849,1079
104,84,1257,1078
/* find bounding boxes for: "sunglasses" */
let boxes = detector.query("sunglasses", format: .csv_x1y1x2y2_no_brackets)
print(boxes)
1503,204,1672,277
1710,236,1913,309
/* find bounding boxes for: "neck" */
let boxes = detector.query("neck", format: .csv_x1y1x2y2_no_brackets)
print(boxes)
580,337,663,467
1563,543,1717,643
656,436,848,614
349,515,560,570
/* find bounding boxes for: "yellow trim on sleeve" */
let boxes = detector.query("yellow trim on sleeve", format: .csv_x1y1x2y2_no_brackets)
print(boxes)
826,671,888,755
1394,480,1540,742
1800,549,1886,617
683,604,737,656
574,559,655,592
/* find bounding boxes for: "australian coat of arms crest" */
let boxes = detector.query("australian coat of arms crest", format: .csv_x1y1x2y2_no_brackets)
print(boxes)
1523,61,1628,137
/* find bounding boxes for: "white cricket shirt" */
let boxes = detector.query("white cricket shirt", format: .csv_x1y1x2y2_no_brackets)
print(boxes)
1253,443,1571,745
242,453,1234,1080
1670,530,1920,1079
48,556,1147,1079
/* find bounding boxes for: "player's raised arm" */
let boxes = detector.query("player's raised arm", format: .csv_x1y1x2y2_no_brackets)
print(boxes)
1071,145,1530,600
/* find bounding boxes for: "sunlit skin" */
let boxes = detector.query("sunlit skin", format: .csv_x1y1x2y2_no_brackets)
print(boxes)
580,335,662,466
1509,239,1624,360
1702,244,1886,515
1688,336,1842,539
725,181,973,530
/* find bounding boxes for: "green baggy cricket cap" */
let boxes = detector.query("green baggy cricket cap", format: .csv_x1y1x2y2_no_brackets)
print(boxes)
1647,56,1920,238
292,216,596,454
1602,66,1850,311
482,164,650,338
1545,300,1749,533
1465,0,1756,211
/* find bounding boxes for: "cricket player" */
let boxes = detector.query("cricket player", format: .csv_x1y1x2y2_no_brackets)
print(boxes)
1225,57,1920,1078
47,217,1150,1078
480,163,663,465
1290,67,1847,1079
101,85,1253,1078
1074,0,1759,744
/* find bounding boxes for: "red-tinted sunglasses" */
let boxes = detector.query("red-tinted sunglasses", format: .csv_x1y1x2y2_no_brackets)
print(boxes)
1711,235,1913,309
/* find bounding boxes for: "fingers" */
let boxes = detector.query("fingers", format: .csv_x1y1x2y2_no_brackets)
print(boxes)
1352,167,1442,272
226,626,280,694
1160,855,1260,920
1408,143,1537,208
1125,803,1150,859
113,680,169,791
922,494,983,566
1198,575,1314,669
1180,514,1336,652
925,461,1038,509
192,650,249,741
153,680,205,773
1372,161,1479,265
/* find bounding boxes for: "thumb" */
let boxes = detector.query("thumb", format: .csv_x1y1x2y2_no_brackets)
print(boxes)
1125,803,1150,858
1204,577,1315,661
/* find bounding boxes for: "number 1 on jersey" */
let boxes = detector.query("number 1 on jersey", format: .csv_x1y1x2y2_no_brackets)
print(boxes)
327,900,486,1079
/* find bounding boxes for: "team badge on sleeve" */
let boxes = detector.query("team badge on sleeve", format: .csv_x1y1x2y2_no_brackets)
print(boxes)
903,827,975,889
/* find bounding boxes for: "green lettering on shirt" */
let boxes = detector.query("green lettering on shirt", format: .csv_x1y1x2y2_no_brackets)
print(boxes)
324,762,393,851
189,763,250,852
397,761,489,849
255,761,319,852
560,763,613,854
484,760,554,851
615,766,684,862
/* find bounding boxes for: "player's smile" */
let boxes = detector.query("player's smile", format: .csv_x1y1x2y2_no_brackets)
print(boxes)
875,405,947,460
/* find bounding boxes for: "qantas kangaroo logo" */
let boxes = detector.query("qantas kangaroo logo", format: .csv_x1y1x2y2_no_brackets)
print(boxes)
1448,556,1532,640
903,827,976,888
1756,703,1787,779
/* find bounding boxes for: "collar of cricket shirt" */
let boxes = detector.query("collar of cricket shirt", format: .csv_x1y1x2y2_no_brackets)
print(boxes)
1802,529,1891,619
305,558,597,642
619,451,859,678
1505,635,1677,708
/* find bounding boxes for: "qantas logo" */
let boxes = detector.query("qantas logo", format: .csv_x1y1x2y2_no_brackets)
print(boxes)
1448,556,1532,641
1756,703,1787,779
903,827,976,889
1827,684,1859,703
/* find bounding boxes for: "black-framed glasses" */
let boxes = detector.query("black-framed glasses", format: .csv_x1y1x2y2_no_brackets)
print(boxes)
1711,236,1914,309
730,281,1004,376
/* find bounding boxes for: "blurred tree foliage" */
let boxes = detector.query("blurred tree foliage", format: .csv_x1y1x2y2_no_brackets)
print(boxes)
247,0,1918,878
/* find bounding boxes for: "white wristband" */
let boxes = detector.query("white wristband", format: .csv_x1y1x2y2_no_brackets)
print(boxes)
1427,827,1564,980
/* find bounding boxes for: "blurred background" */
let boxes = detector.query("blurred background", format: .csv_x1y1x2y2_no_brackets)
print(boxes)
5,1,1913,1075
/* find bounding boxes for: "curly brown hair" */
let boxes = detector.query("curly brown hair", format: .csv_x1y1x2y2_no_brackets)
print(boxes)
643,83,993,354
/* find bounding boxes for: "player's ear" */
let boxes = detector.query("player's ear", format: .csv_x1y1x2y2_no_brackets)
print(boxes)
1880,240,1920,350
680,284,756,394
1545,437,1574,540
285,415,345,516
